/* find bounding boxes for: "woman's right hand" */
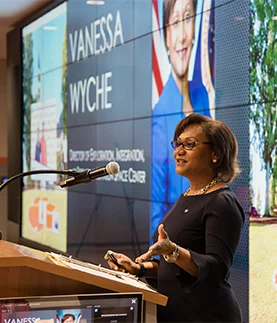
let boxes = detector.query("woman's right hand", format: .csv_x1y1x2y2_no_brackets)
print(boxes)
104,251,140,275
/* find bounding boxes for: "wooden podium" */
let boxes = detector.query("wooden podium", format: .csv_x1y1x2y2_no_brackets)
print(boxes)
0,240,167,322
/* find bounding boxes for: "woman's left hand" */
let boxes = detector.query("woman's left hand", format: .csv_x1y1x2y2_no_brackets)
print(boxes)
135,224,176,262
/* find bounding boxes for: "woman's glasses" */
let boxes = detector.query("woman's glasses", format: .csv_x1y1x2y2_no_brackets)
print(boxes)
171,140,212,151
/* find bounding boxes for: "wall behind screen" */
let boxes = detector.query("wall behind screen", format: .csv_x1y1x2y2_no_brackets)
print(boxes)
12,0,249,321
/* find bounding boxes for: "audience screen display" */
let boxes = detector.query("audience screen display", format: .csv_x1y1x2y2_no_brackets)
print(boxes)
21,0,215,253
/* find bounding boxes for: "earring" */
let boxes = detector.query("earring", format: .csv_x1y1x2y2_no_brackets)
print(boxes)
213,159,217,163
192,39,195,45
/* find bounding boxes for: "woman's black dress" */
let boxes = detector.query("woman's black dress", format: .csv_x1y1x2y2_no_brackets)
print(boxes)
156,188,245,323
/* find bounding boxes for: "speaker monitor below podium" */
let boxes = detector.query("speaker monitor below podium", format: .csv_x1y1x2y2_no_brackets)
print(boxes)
0,293,143,323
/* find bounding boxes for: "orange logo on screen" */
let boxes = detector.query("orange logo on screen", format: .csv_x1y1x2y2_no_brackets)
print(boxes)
28,196,60,233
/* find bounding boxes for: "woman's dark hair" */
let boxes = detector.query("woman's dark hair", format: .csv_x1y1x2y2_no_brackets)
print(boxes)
62,314,75,323
174,113,241,182
163,0,197,45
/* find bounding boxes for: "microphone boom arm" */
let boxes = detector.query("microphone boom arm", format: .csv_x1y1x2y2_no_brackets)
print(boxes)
0,169,78,192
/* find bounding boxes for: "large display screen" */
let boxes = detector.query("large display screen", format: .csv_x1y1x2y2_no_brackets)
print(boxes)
21,0,215,254
21,0,249,320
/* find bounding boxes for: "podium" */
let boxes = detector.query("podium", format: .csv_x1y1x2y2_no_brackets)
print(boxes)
0,240,167,322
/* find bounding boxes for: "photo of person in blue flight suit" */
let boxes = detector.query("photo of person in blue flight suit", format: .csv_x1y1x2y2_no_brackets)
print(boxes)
151,0,215,239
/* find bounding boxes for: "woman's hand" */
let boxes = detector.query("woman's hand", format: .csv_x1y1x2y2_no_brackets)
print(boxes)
135,224,176,262
104,251,140,275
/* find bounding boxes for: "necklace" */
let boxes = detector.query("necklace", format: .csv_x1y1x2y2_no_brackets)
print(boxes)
184,177,221,196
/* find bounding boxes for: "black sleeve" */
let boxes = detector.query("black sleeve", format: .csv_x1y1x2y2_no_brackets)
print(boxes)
189,191,245,286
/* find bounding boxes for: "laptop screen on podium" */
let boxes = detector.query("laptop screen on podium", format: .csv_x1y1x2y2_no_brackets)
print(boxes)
0,293,143,323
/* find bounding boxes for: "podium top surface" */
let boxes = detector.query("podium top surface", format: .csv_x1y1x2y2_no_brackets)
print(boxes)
0,240,54,261
0,241,168,306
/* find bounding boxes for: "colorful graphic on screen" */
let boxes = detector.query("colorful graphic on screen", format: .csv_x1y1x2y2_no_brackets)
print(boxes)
21,2,68,252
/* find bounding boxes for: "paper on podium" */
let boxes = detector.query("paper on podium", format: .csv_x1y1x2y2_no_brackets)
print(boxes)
47,252,158,294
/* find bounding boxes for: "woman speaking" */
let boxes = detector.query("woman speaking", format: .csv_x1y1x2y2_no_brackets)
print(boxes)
105,114,244,323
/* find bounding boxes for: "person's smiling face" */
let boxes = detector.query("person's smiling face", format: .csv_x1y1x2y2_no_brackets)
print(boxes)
166,0,195,82
173,124,215,180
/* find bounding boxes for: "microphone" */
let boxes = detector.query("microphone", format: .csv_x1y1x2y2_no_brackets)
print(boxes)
60,161,120,188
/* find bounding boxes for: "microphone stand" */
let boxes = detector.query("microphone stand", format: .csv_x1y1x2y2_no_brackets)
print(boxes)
0,169,78,192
